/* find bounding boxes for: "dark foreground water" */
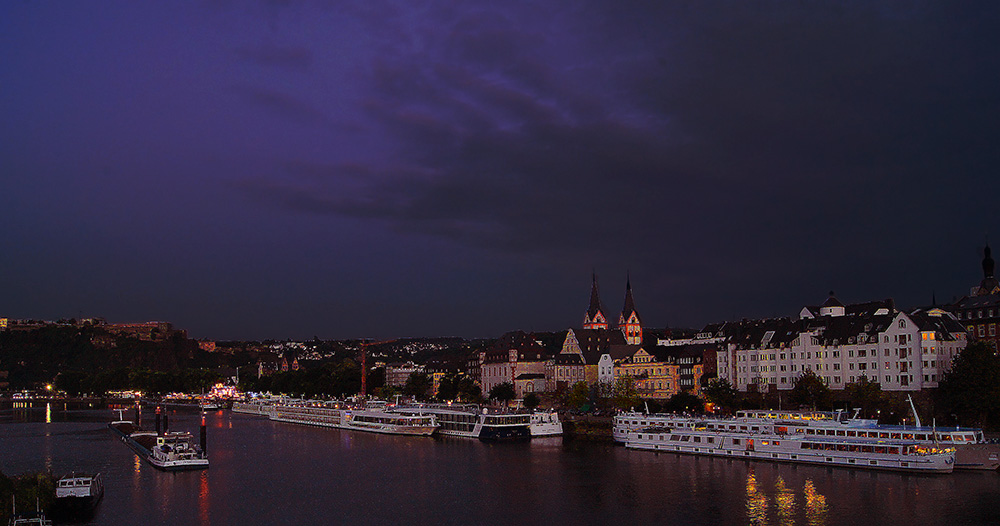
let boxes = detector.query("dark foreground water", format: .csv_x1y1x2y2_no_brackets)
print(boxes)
3,402,1000,526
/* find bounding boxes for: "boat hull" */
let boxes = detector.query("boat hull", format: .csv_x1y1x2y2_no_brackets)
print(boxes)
955,444,1000,470
626,430,955,474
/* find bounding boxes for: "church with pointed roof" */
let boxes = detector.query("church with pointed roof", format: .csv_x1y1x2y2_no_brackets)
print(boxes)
551,274,647,390
951,243,1000,350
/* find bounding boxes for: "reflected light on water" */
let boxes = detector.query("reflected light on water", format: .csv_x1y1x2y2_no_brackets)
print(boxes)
775,477,796,526
45,403,52,424
746,469,768,526
199,470,210,526
804,480,828,526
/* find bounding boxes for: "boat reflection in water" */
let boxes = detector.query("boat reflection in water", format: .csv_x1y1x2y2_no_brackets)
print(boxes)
775,477,795,526
746,469,768,526
746,470,827,526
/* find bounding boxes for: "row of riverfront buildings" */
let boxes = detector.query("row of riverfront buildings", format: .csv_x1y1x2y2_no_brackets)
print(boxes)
472,245,1000,400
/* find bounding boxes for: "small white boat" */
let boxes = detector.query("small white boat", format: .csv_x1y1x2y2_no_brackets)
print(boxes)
55,472,104,511
529,411,564,437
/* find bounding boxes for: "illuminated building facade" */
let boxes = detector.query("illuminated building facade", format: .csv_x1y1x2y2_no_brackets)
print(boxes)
479,331,550,399
715,293,967,392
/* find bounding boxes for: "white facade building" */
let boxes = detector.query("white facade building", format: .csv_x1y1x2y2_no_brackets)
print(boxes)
715,295,967,392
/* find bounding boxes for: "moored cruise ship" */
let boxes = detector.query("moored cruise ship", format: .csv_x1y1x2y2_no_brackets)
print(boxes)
625,423,956,473
615,409,999,470
394,404,532,440
269,400,438,436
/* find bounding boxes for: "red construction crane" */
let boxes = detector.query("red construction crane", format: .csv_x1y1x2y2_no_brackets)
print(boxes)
358,339,396,397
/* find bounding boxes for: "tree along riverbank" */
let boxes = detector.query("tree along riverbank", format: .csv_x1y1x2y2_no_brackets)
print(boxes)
0,471,56,523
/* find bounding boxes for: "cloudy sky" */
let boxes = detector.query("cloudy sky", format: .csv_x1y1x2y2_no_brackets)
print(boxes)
3,1,999,340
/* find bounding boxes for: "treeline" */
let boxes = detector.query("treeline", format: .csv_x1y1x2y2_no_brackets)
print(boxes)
54,368,223,396
0,326,218,389
238,359,364,398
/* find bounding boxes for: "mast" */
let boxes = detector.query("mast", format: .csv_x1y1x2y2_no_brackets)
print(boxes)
906,395,922,428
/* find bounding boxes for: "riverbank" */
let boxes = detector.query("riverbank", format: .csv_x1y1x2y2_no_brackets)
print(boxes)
562,414,614,442
0,471,56,523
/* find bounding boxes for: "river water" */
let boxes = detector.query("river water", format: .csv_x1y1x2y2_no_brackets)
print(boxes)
2,401,1000,526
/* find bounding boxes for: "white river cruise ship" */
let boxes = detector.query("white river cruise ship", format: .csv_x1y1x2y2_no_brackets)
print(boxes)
615,408,998,470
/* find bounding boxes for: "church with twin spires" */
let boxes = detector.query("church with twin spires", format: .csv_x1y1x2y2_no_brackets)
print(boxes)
550,274,646,390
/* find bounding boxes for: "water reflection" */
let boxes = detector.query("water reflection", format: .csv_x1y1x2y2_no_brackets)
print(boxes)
804,480,828,526
747,469,768,525
46,402,52,424
775,477,796,526
745,471,826,526
199,470,210,526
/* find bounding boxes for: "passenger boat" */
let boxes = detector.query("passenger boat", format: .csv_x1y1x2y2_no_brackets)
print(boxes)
340,408,438,436
109,414,209,471
232,398,278,417
625,423,956,473
394,404,531,440
529,411,564,437
269,401,438,436
615,407,1000,470
54,472,104,512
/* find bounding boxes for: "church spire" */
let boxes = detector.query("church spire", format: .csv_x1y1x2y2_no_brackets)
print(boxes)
983,242,995,279
619,273,642,345
976,240,999,296
583,273,608,330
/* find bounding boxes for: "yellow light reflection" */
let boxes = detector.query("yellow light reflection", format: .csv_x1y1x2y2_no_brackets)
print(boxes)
775,477,796,526
804,480,828,526
746,470,768,526
45,403,52,424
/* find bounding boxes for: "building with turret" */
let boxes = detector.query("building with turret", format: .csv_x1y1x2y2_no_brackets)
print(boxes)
952,243,1000,350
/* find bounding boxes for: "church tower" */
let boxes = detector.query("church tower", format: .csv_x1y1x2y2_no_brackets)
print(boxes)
618,275,642,345
976,243,1000,296
583,273,608,330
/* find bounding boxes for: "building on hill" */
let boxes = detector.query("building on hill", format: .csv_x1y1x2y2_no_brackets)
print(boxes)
386,361,426,388
951,243,1000,351
105,321,186,341
480,331,551,399
714,293,967,392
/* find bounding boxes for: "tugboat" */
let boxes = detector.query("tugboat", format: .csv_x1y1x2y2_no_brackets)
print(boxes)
109,408,209,471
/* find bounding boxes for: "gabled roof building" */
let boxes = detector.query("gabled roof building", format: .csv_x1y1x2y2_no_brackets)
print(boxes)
716,293,967,392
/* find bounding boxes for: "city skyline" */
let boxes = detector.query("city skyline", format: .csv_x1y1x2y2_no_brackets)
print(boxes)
3,2,999,340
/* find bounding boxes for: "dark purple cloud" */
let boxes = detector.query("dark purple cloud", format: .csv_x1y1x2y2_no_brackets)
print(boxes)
2,1,999,339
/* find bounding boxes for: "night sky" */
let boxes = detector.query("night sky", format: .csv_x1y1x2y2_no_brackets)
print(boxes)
3,2,999,341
